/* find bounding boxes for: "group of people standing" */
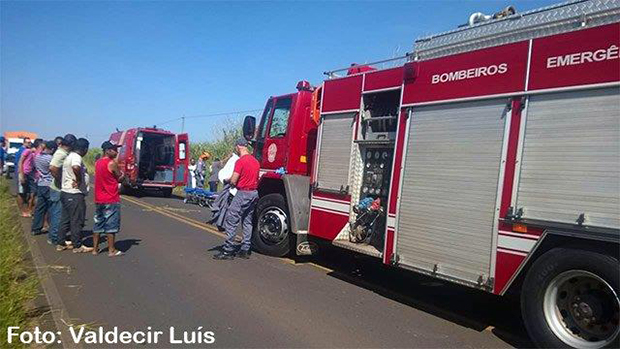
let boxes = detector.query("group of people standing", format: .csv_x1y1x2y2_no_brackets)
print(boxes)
12,134,125,257
11,132,262,260
188,152,223,192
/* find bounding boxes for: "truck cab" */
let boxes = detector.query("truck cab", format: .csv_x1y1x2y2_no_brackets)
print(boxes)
251,80,317,176
243,80,319,256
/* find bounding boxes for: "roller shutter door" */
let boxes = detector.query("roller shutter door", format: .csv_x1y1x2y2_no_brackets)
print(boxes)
516,88,620,230
396,99,507,284
316,113,355,192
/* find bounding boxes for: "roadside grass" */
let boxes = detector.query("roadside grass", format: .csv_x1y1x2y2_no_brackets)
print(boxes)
83,147,102,175
0,178,38,347
173,186,186,197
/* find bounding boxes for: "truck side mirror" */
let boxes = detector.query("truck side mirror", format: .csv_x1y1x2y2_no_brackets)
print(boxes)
243,115,256,141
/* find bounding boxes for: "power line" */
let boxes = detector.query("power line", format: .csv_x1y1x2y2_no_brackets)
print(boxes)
153,108,263,128
184,108,263,120
156,117,184,126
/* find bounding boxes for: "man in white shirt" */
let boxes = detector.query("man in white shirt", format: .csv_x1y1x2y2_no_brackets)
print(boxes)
49,134,76,245
57,138,93,253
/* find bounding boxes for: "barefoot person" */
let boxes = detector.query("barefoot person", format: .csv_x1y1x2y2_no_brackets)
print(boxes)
92,141,124,257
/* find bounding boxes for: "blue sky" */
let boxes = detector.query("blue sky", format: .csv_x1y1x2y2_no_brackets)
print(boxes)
1,0,558,145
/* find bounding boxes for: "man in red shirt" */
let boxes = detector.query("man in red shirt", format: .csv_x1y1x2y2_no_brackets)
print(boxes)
214,138,260,260
92,141,125,257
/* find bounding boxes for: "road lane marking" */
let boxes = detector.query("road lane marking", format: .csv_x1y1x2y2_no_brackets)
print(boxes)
121,195,336,273
121,195,226,238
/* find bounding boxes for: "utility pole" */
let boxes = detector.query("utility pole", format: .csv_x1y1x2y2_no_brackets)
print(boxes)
181,116,185,133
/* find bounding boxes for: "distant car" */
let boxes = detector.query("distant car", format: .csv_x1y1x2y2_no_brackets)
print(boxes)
4,138,26,178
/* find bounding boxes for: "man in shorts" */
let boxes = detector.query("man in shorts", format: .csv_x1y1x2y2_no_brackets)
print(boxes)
93,141,124,257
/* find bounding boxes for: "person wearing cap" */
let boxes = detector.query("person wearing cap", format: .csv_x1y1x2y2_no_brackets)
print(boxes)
92,141,125,257
31,141,57,238
213,138,259,260
57,137,92,253
49,134,76,246
195,152,210,188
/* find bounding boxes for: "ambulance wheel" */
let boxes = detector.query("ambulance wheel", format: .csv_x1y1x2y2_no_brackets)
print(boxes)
521,248,619,348
119,184,132,195
161,188,173,198
252,193,291,257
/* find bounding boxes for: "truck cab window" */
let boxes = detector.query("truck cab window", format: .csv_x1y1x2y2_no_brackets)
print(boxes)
269,98,292,138
257,100,274,141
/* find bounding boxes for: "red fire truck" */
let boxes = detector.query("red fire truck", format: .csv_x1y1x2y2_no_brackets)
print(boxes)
109,127,189,197
242,1,619,347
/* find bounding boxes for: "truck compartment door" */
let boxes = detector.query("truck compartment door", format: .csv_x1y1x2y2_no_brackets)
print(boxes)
314,112,356,193
515,88,620,230
395,99,508,286
175,133,189,185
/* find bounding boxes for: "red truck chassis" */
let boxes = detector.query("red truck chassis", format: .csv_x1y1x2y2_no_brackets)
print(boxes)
243,1,620,347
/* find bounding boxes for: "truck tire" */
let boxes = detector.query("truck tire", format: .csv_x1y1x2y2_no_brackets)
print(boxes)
521,247,619,348
252,193,291,257
161,188,173,198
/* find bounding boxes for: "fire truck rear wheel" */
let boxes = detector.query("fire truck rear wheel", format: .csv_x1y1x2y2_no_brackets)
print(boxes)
252,193,291,257
521,248,619,348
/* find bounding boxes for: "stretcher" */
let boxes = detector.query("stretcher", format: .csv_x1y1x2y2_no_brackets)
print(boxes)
183,187,217,209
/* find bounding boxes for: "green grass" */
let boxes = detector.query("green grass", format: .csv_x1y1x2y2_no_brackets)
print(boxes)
83,147,102,175
189,120,244,163
0,178,38,347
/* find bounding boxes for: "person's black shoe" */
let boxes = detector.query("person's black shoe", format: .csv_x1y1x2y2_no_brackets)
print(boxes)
31,230,41,236
236,250,251,259
212,251,234,260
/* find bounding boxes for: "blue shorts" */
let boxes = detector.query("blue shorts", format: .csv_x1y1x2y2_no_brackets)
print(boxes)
93,203,121,234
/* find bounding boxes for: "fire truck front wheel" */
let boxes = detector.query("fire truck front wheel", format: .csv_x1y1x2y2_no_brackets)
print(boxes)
521,247,619,349
252,193,291,257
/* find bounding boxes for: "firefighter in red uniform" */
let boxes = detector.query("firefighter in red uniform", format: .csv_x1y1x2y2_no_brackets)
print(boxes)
213,138,260,260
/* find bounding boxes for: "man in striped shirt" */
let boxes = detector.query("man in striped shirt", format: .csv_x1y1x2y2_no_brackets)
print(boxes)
31,141,57,239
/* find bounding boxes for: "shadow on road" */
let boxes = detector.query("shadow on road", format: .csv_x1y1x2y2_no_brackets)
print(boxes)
116,238,142,252
290,243,534,348
81,230,142,253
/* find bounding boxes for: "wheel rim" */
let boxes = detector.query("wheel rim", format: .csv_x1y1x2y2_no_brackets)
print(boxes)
258,206,288,245
543,270,620,348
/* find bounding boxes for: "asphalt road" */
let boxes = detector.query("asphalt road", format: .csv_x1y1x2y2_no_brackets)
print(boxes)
19,187,533,348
